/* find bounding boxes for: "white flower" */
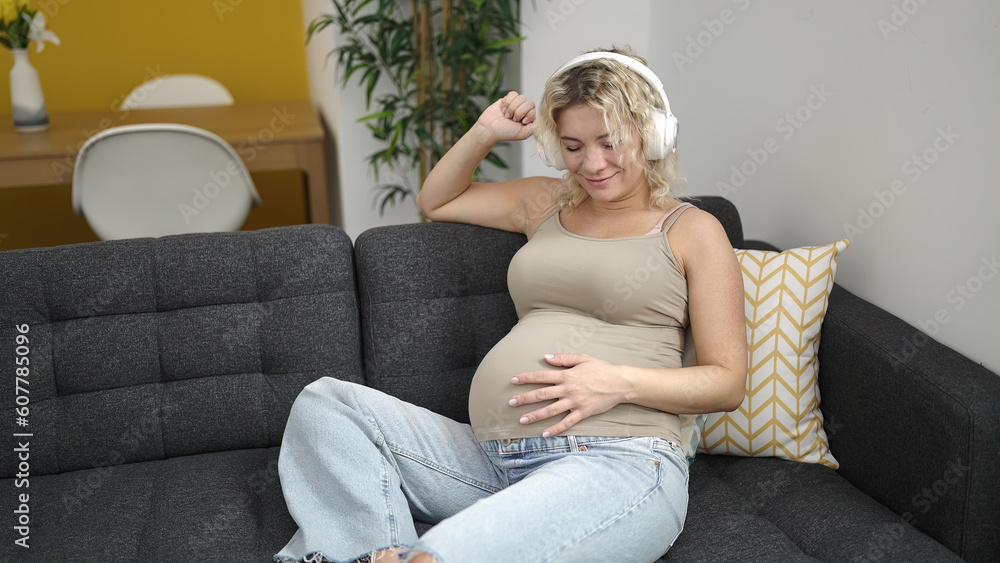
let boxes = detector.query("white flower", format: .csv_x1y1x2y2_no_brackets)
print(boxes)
21,11,59,53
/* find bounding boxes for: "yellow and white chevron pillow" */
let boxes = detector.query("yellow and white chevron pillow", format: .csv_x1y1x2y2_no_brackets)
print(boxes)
696,240,849,469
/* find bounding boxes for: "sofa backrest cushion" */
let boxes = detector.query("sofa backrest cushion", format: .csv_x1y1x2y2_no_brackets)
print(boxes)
0,225,362,478
353,196,744,423
354,222,525,422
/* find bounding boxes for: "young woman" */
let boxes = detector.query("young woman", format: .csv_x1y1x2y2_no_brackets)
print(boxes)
275,47,747,563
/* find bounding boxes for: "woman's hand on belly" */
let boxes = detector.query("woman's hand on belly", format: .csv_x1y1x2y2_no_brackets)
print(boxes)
508,353,631,437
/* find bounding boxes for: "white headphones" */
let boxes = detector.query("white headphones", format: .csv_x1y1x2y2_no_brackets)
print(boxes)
536,52,678,170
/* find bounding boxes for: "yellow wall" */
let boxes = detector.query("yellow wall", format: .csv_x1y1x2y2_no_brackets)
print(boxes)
0,0,312,250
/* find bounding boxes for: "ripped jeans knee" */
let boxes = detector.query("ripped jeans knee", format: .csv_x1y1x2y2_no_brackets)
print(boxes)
399,543,444,563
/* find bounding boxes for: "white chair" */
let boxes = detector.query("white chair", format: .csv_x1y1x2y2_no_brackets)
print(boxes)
119,74,234,110
72,123,262,240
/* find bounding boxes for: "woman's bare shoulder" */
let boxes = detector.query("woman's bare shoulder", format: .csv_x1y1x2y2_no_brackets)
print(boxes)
667,206,736,274
662,201,724,234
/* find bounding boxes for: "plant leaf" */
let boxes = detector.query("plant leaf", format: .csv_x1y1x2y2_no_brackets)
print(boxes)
358,109,395,122
306,15,334,44
485,36,524,50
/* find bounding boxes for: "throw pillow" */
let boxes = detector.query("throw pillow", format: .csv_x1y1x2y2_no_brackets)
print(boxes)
697,240,849,469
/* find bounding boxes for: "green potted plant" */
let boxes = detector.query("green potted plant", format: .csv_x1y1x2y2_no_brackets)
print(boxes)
309,0,522,215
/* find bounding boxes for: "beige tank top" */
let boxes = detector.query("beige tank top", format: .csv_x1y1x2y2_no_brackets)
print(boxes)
468,203,694,443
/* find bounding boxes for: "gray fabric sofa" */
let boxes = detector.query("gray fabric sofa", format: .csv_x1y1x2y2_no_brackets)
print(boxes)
1,196,996,562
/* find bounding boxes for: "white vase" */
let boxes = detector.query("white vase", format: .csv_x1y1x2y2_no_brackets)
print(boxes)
9,48,49,132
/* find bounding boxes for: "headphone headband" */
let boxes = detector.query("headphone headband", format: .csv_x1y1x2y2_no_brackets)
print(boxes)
536,51,678,170
550,52,674,119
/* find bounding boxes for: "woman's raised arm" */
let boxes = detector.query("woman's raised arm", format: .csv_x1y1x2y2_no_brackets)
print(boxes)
417,92,556,235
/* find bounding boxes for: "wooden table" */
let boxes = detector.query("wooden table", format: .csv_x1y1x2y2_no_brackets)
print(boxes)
0,100,331,224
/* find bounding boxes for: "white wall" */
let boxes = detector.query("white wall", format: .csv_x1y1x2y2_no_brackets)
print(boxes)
520,0,1000,373
301,0,340,225
302,0,429,239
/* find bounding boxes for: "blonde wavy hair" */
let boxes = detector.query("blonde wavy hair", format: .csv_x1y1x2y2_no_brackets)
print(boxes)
535,46,687,209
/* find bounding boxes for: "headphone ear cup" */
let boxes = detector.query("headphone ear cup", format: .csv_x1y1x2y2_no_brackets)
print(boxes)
643,110,676,161
643,111,668,161
664,112,679,155
537,137,566,170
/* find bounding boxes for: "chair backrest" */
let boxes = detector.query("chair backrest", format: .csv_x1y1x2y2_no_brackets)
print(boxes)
72,123,262,240
120,74,234,109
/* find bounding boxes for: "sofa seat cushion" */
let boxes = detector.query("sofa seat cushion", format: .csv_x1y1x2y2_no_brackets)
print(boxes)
0,448,296,561
411,454,958,561
662,454,962,562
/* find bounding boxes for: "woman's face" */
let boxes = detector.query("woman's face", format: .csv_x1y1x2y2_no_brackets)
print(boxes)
556,103,649,206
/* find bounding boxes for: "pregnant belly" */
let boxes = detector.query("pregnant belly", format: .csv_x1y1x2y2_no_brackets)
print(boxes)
468,310,681,441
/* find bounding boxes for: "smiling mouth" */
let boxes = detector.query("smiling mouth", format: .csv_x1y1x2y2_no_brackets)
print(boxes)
583,173,617,187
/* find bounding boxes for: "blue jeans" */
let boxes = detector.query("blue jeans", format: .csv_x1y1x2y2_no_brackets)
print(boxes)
275,377,689,563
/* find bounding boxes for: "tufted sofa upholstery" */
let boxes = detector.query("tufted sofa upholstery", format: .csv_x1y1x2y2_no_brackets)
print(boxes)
0,226,360,559
1,196,996,562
